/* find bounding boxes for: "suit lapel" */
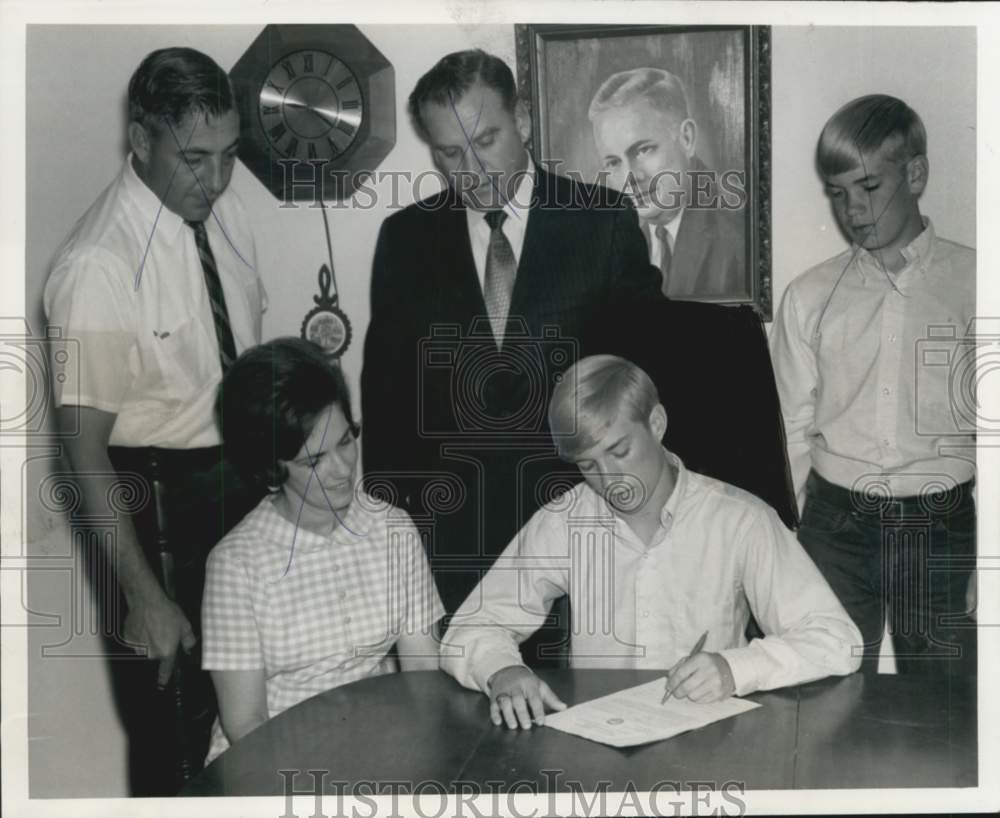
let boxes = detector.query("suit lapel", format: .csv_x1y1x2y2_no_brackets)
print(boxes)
670,207,715,295
434,193,489,322
511,166,568,317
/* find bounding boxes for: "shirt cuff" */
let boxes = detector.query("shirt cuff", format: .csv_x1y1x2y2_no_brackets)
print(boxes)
718,646,758,697
475,651,527,695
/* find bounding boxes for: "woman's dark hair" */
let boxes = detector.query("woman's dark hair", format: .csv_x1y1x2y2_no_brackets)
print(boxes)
216,337,358,490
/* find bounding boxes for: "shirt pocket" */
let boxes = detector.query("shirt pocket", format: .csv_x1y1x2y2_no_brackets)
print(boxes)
145,316,213,398
813,285,883,363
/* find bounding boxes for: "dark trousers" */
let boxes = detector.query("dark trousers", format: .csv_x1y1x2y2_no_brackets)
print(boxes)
105,446,260,796
797,470,976,676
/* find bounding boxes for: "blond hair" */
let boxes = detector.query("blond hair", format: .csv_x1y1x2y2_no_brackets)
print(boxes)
548,355,659,459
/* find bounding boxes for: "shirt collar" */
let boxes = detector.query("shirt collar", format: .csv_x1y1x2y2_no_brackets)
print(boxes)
587,447,688,534
658,448,687,530
122,152,186,241
900,216,935,268
265,488,375,555
854,217,934,282
468,160,535,228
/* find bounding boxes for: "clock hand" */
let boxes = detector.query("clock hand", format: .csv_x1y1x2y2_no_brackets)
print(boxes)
283,98,340,126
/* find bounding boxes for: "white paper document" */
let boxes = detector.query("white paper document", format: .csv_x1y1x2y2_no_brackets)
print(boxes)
544,678,761,748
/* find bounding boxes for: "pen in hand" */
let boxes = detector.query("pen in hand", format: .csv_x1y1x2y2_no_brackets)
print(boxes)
661,630,709,704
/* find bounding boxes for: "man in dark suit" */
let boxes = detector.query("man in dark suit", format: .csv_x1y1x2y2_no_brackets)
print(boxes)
589,67,746,301
361,50,660,658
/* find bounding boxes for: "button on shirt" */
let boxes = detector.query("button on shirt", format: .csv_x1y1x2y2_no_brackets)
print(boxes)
440,452,860,697
43,155,266,448
770,220,976,504
202,492,445,762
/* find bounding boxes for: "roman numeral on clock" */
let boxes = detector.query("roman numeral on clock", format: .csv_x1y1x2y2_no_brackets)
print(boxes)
269,122,287,142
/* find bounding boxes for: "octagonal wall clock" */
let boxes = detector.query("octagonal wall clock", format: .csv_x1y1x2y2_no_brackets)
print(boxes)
230,24,395,202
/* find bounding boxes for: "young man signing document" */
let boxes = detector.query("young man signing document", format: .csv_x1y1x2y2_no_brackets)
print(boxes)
440,355,861,729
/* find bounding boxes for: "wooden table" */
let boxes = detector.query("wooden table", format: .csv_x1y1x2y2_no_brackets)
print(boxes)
183,670,977,795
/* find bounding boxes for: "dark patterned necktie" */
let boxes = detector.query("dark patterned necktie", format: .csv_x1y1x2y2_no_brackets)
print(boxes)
483,209,517,348
655,224,673,295
187,220,237,373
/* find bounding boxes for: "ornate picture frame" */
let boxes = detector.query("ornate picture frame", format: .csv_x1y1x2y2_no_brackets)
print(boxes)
516,24,772,317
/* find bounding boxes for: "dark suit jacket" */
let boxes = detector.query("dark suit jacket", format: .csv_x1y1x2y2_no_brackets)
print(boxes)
666,204,746,299
361,166,661,613
584,297,798,530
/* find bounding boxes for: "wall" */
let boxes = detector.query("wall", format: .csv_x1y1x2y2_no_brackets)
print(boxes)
22,24,977,797
770,26,976,315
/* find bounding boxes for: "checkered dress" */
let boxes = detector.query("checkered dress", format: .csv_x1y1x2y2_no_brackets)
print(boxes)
201,491,444,763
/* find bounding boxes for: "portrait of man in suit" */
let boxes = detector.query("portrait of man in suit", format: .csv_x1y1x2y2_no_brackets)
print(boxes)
361,49,661,656
589,67,747,300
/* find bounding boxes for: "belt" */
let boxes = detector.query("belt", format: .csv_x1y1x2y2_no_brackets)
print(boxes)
107,445,224,478
807,470,973,518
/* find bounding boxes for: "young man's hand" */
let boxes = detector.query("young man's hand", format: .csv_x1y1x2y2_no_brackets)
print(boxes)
663,652,735,703
487,665,567,729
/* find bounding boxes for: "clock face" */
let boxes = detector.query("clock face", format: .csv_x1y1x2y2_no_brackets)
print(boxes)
232,24,394,201
257,49,365,161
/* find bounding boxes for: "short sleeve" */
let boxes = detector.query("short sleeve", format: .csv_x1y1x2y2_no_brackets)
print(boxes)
392,510,445,636
202,546,264,670
43,248,136,413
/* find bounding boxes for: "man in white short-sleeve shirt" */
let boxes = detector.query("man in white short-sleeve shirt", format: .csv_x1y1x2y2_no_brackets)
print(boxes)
43,46,265,795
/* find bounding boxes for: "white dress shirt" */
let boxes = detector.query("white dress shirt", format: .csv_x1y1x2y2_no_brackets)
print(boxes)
44,155,266,448
769,219,976,505
465,162,535,289
441,451,861,697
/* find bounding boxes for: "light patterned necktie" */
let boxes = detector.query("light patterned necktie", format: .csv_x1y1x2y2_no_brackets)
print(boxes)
187,220,238,373
655,223,673,295
483,209,517,348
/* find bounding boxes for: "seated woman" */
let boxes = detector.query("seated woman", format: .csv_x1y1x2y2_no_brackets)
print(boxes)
201,337,444,763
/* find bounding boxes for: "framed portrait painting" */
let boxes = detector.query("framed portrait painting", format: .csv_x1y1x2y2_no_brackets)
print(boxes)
515,24,772,317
